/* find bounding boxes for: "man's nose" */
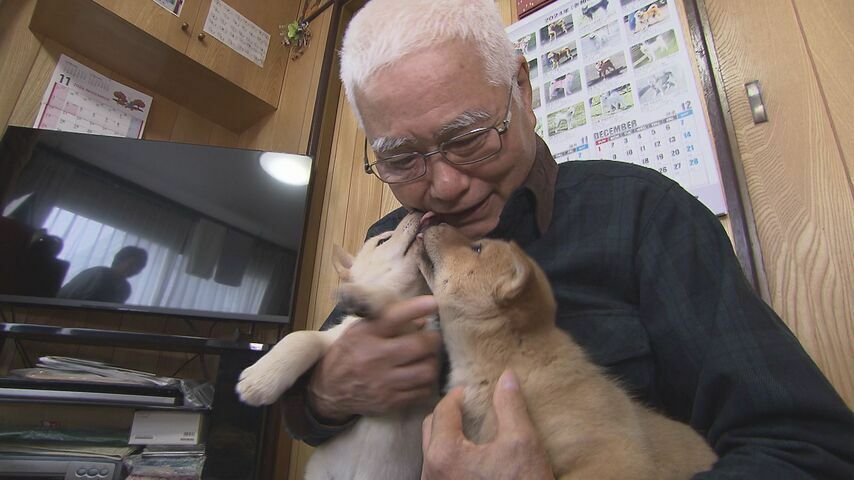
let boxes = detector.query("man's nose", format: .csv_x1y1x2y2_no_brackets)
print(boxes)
427,157,470,204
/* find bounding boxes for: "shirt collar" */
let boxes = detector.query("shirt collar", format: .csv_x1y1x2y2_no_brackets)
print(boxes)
522,135,558,234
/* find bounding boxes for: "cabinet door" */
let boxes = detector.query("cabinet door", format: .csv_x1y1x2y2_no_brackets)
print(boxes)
184,0,292,106
93,0,203,53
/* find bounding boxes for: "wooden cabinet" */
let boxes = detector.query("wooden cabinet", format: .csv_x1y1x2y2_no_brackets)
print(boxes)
29,0,299,131
184,0,290,108
0,322,271,479
92,0,204,53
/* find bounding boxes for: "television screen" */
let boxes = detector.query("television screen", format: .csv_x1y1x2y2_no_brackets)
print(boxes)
0,126,313,324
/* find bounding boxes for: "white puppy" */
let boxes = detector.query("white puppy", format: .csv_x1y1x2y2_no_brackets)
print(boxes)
237,212,433,480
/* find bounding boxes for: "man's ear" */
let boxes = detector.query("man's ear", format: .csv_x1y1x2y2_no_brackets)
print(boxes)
493,245,531,304
515,55,536,128
332,244,354,281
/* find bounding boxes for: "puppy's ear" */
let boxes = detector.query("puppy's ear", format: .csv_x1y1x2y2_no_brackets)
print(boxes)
493,245,531,304
332,244,354,281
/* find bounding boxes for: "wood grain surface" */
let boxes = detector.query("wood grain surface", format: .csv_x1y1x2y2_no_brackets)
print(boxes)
92,0,203,53
791,0,854,182
0,1,40,135
705,0,853,405
185,0,294,106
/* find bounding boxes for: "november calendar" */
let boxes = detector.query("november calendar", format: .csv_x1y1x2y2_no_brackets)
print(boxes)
507,0,727,214
34,55,152,139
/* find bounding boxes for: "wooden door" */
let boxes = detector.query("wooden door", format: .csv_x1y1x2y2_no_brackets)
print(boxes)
184,0,296,107
704,0,854,405
93,0,203,53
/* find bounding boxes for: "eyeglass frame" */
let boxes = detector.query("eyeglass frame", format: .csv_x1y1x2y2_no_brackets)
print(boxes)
362,81,515,184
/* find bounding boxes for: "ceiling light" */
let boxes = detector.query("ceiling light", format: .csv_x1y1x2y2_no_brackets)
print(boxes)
259,152,312,186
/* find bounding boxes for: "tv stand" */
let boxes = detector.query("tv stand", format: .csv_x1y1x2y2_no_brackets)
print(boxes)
0,322,271,480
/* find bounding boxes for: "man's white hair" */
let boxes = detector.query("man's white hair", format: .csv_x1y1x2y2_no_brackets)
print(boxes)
340,0,518,126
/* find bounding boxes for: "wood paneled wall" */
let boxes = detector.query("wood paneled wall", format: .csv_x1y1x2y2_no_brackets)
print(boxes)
705,0,853,405
0,1,334,478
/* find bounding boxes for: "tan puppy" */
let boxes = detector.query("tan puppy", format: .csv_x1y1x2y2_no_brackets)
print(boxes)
237,212,433,480
418,225,717,479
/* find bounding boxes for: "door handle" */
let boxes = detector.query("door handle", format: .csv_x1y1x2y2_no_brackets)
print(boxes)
745,80,768,124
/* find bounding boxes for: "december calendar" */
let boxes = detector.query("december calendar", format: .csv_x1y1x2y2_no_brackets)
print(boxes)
507,0,727,214
33,55,151,139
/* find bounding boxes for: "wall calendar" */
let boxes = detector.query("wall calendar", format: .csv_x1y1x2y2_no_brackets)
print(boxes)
203,0,270,68
507,0,727,214
33,55,152,139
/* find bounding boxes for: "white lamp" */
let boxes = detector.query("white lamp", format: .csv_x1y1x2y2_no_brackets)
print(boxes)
259,152,312,186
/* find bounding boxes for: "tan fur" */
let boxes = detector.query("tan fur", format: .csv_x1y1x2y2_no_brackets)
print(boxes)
237,212,432,480
418,225,717,479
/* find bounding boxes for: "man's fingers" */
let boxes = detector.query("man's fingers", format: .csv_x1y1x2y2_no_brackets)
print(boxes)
429,387,466,445
385,359,439,392
370,295,438,337
493,369,538,438
422,413,434,450
382,329,442,366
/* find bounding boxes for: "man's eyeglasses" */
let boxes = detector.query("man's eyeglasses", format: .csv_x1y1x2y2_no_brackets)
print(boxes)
363,82,515,184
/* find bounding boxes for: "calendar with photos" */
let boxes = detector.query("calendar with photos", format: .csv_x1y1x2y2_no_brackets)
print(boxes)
507,0,727,215
152,0,184,17
204,0,270,68
34,55,152,139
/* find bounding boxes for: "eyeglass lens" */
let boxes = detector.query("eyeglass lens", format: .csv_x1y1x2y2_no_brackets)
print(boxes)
374,128,502,183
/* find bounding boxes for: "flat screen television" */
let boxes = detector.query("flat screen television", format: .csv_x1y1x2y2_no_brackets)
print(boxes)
0,126,313,324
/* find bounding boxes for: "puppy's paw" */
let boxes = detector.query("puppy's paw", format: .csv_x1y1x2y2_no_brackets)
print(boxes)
236,357,294,406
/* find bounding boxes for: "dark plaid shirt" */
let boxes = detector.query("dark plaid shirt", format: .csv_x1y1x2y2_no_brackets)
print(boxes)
283,139,854,478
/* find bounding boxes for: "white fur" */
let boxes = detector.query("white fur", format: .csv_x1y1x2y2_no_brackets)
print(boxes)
601,90,625,113
239,315,428,480
638,35,668,65
236,213,432,480
563,105,576,129
340,0,518,126
236,317,357,406
305,402,428,480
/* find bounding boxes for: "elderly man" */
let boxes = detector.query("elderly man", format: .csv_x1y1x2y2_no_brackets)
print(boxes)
282,0,854,478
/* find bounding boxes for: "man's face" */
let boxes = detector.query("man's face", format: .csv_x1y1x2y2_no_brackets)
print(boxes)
357,41,537,239
114,257,146,278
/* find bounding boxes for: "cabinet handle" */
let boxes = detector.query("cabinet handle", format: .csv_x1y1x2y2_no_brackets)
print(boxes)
198,32,206,41
181,22,189,31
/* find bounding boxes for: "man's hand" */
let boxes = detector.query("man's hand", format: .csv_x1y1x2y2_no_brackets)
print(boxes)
421,370,555,480
308,295,441,422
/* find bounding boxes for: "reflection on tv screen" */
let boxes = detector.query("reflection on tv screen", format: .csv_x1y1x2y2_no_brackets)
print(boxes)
0,127,311,323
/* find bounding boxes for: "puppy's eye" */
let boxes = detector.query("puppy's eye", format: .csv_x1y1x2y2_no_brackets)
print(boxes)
377,237,389,246
471,243,482,254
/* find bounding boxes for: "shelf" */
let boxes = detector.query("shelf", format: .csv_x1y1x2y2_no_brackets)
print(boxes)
0,377,211,411
0,323,269,354
0,394,210,412
0,323,268,480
